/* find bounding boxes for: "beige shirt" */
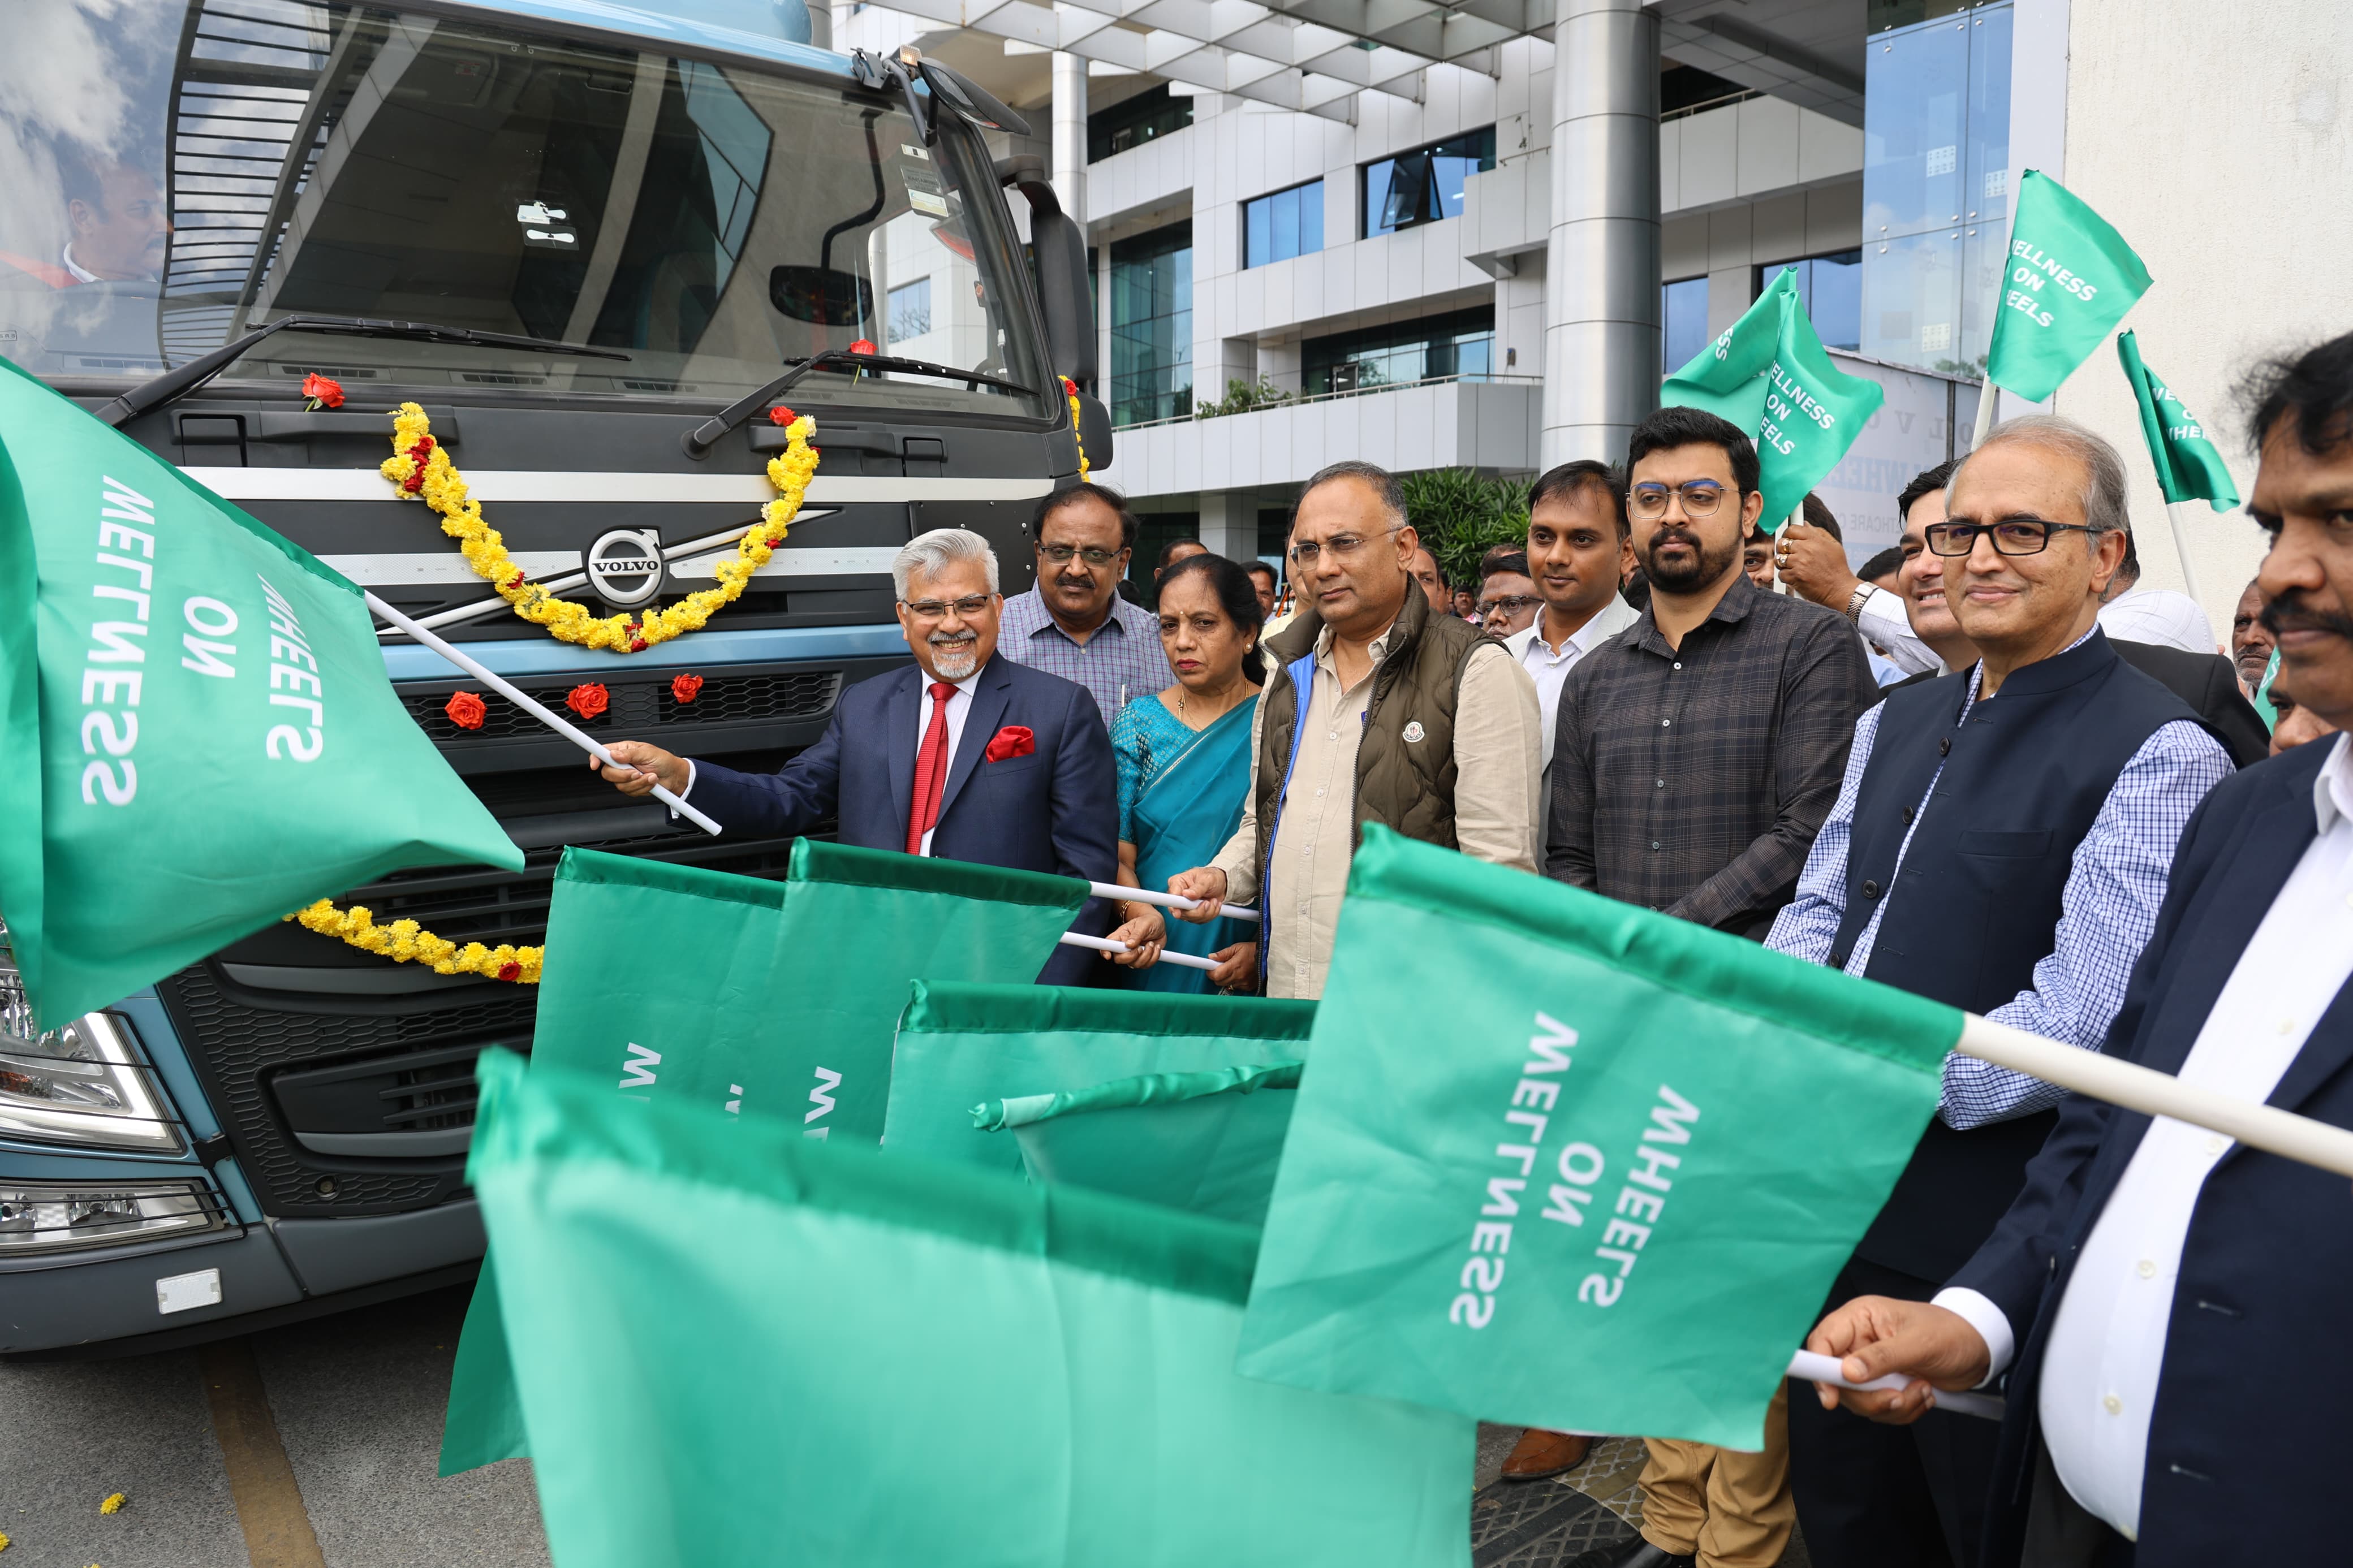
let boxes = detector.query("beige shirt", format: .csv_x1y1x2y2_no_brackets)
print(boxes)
1210,619,1541,998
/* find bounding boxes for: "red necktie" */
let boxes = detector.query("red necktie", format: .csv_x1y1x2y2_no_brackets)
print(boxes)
906,680,958,855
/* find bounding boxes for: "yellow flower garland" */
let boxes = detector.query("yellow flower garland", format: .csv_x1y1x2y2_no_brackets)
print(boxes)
1061,377,1089,481
290,900,543,984
378,402,820,652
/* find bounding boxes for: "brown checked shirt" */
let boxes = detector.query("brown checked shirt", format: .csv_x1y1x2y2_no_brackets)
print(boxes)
1544,573,1877,938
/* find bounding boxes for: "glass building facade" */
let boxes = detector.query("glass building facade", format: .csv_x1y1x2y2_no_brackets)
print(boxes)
1662,276,1710,373
1302,306,1495,394
1760,250,1864,351
1244,179,1324,268
1361,128,1496,238
1110,222,1193,426
1860,2,2012,375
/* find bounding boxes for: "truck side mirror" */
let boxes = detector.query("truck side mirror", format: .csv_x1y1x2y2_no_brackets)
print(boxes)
1075,390,1114,471
998,161,1096,386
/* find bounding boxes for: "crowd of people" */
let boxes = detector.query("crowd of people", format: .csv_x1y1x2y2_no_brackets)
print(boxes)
593,328,2353,1568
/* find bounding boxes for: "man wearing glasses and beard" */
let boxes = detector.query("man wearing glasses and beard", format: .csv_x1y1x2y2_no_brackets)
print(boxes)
1548,404,1878,1568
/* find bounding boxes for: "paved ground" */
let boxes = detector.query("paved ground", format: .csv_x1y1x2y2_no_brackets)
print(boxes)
3,1285,1807,1568
0,1284,547,1568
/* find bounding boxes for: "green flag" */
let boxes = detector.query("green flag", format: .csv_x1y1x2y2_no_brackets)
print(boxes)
2117,331,2240,509
884,980,1316,1173
1235,828,1953,1450
0,357,519,1028
977,1061,1303,1225
1984,170,2153,402
468,1048,1475,1568
1660,267,1885,532
439,844,1085,1475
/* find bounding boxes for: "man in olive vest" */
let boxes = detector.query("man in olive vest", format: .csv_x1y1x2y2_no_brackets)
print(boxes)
1166,460,1542,997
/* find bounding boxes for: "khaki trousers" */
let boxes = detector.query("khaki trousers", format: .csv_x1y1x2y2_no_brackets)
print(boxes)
1636,1383,1794,1568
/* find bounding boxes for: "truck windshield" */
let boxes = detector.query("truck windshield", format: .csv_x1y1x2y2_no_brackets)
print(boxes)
0,2,1051,421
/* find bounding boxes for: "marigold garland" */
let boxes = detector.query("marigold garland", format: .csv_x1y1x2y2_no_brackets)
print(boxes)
290,900,543,984
1061,376,1089,481
378,401,819,652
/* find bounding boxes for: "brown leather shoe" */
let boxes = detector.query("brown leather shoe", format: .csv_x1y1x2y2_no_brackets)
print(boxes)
1498,1428,1592,1480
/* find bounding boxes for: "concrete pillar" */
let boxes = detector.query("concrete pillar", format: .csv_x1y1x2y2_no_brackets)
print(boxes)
805,0,831,49
1198,492,1255,561
1053,53,1088,225
1539,0,1660,469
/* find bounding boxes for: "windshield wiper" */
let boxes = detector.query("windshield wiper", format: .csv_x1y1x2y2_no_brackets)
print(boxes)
94,314,631,429
682,349,1033,457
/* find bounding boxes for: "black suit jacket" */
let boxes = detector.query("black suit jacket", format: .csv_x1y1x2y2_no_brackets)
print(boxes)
1887,640,2268,767
1949,738,2353,1565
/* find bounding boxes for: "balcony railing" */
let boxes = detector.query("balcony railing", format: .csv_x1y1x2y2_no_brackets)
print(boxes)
1114,370,1542,431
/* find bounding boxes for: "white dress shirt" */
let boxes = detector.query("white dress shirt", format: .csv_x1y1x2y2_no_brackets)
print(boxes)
1934,731,2353,1540
674,667,980,851
1855,587,1942,676
1505,594,1642,759
2097,588,2218,656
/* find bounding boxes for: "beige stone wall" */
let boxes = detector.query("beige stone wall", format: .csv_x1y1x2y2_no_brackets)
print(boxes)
2053,0,2353,640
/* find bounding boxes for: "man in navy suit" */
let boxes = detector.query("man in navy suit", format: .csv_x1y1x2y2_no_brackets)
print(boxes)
1802,330,2353,1566
597,527,1118,984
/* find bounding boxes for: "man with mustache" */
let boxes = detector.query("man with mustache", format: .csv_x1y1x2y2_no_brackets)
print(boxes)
997,482,1175,726
595,528,1118,984
1803,332,2353,1566
1,153,174,289
1548,405,1878,1568
1768,418,2237,1568
2230,576,2275,693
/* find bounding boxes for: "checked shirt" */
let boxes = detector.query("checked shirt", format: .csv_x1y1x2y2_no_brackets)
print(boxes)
1768,627,2234,1128
997,585,1173,729
1545,572,1878,939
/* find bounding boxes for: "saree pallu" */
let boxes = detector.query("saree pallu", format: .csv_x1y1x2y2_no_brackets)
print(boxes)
1129,697,1257,993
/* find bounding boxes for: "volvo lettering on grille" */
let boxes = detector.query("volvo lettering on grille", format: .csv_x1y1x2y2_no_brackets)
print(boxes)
585,527,665,609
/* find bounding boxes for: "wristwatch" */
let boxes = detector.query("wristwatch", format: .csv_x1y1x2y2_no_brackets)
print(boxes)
1843,583,1876,624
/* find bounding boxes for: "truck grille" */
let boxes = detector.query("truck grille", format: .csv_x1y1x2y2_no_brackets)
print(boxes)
399,669,837,745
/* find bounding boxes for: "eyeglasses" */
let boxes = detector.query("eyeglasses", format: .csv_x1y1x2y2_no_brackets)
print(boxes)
901,593,996,619
1288,525,1401,567
1477,594,1541,617
1039,545,1122,567
1923,519,2100,557
1628,481,1731,521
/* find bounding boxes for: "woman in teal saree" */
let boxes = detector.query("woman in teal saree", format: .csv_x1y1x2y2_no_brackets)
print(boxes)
1102,554,1263,993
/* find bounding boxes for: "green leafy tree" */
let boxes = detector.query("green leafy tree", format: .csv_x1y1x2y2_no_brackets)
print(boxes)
1398,469,1532,587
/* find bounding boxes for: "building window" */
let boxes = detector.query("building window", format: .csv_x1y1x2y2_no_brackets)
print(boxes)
1110,222,1192,426
1661,277,1710,375
1088,84,1192,163
1302,306,1494,395
887,277,932,342
1244,179,1324,269
1361,128,1496,238
1756,251,1863,351
1861,1,2012,374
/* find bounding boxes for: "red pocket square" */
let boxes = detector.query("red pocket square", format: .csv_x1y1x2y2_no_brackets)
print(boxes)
983,725,1036,762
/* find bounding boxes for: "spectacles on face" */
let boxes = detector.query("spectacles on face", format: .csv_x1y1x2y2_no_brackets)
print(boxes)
1039,545,1121,567
1288,524,1402,567
1628,481,1731,521
902,594,996,620
1477,594,1541,618
1924,518,2100,557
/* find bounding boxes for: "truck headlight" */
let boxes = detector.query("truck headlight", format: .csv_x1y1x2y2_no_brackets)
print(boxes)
0,1180,225,1255
0,949,183,1154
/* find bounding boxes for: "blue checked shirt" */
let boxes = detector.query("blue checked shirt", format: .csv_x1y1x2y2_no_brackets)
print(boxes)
997,585,1174,728
1766,633,2234,1129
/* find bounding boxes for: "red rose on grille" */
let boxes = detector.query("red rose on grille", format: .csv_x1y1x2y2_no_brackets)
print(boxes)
983,725,1035,763
767,404,797,426
301,373,345,410
566,682,610,720
850,338,877,355
497,961,522,982
671,673,704,703
444,690,486,730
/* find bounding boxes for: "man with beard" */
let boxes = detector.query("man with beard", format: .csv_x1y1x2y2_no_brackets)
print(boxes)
1802,332,2353,1566
998,482,1175,725
594,528,1118,984
1548,405,1876,1568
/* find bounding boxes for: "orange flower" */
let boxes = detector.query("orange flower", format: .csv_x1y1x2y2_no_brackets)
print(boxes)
444,691,486,730
670,672,704,703
301,373,344,410
566,682,610,720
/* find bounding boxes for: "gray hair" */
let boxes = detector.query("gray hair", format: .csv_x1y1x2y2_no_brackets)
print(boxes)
891,527,1000,600
1296,460,1408,533
1947,413,2132,537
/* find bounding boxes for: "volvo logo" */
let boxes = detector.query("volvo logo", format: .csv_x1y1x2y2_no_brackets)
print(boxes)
586,528,666,609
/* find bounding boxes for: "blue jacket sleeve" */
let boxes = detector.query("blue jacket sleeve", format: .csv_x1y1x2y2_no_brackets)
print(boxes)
680,708,844,839
1050,683,1120,888
1944,775,2230,1326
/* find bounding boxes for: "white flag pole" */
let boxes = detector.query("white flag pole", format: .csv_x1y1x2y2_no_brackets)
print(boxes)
363,590,723,837
1955,1013,2353,1179
1786,1349,2003,1422
2161,499,2207,608
1058,931,1221,972
1089,881,1261,926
